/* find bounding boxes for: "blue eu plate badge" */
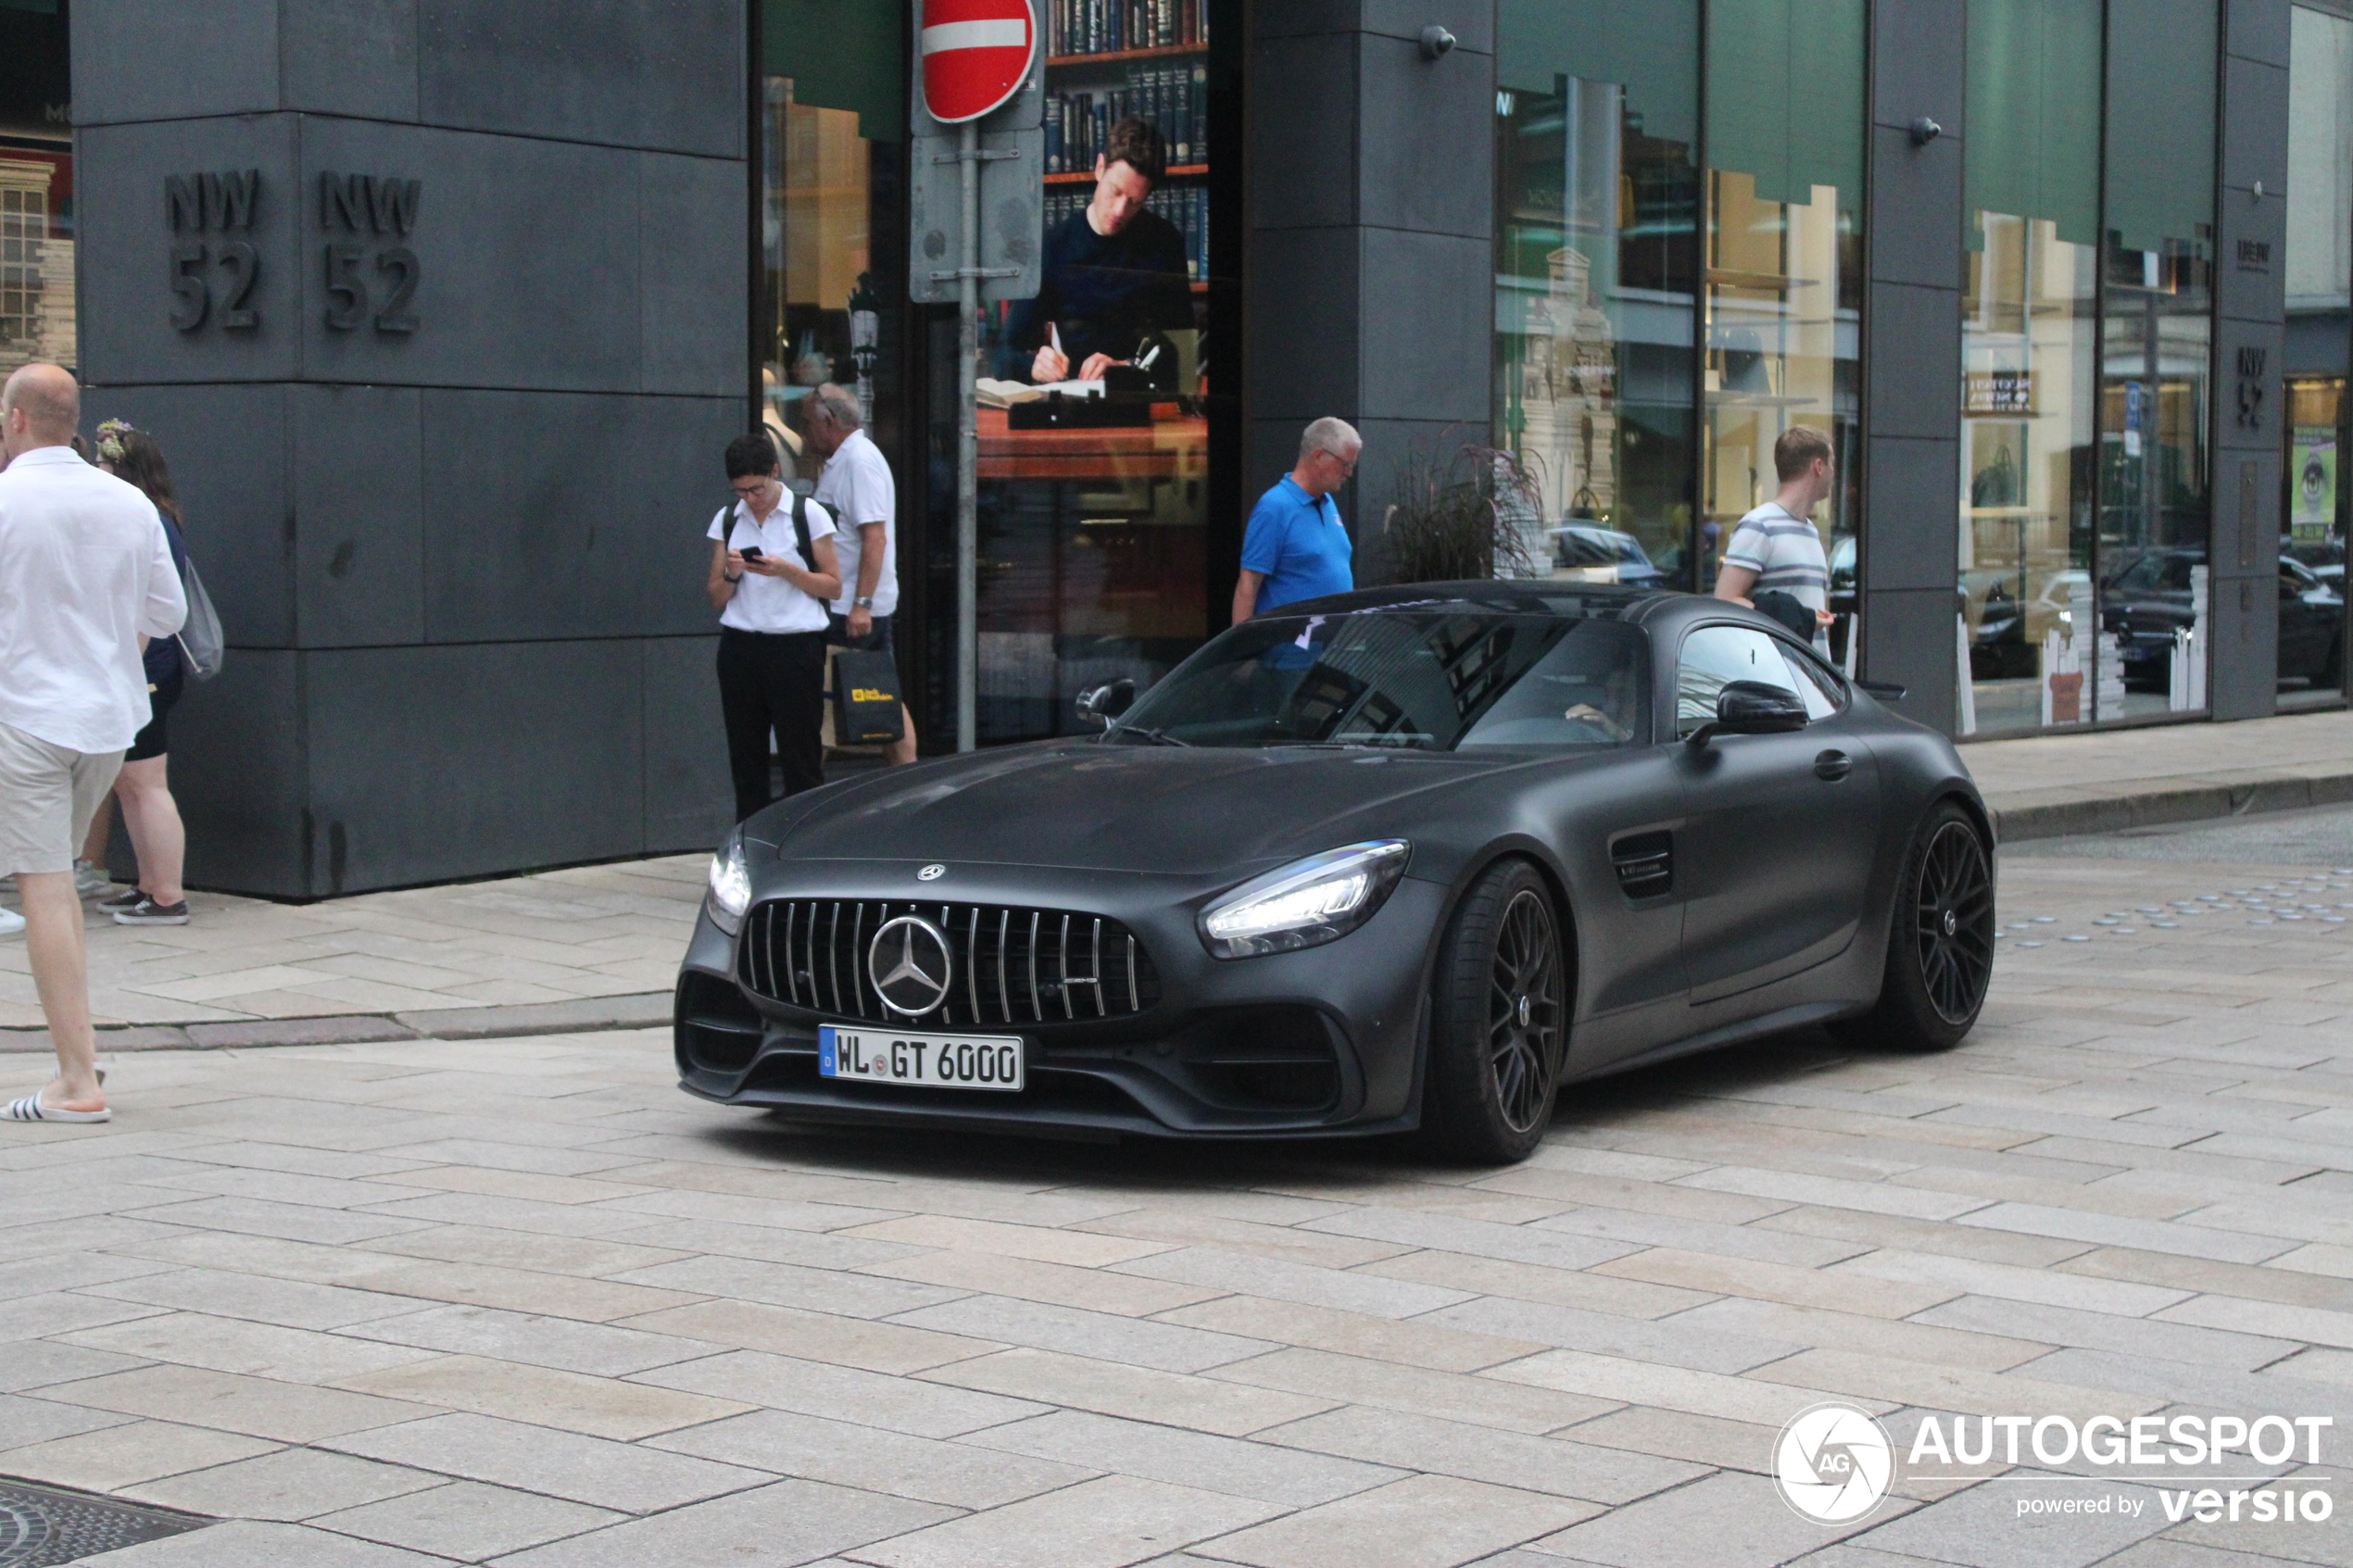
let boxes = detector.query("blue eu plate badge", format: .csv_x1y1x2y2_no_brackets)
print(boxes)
817,1023,1024,1091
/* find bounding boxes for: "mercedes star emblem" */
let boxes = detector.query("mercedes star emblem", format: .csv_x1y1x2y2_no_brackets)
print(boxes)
869,916,953,1017
918,863,947,882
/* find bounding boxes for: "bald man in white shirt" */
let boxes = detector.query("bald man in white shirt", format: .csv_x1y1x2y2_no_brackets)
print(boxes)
0,364,186,1123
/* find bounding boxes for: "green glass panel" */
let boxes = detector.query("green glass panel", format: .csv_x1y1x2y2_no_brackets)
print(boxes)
2106,0,2216,256
1964,0,2101,248
765,0,905,142
1499,0,1697,145
1703,0,1864,212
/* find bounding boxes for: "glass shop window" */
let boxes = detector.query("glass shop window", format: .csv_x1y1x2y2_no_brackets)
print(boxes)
2095,0,2217,724
0,2,73,379
1493,0,1701,594
758,1,908,483
1698,0,1866,670
2283,5,2353,706
947,0,1236,746
1958,0,2101,735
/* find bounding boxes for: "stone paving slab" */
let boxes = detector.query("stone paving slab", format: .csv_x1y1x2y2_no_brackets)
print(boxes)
0,831,2344,1563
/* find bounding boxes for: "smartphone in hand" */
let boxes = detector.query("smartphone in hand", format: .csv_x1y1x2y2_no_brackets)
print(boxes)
737,546,764,561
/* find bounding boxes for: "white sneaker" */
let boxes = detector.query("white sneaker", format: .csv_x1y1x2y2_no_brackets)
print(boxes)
0,909,22,937
72,859,111,897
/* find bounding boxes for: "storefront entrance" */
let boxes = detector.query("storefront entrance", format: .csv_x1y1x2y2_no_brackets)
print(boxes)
760,0,1239,754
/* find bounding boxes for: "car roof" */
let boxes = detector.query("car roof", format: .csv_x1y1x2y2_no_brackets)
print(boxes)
1249,583,1838,663
1262,580,1672,621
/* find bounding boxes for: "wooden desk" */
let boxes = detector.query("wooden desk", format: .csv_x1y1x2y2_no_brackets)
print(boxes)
978,405,1208,483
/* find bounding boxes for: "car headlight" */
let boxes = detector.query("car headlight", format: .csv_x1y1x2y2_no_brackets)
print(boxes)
706,828,752,935
1199,840,1410,959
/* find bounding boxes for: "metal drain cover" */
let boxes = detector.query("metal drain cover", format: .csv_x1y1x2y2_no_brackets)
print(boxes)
0,1477,209,1565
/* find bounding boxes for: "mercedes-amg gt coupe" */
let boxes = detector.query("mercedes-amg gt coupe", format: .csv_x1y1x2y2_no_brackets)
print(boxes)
674,583,1995,1163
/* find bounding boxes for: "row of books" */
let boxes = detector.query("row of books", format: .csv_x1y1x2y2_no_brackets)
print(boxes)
1046,185,1210,282
1044,0,1207,56
1045,65,1207,173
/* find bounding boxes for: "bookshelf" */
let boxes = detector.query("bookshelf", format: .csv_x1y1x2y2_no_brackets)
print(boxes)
1046,43,1199,68
1043,2,1211,285
1045,163,1205,185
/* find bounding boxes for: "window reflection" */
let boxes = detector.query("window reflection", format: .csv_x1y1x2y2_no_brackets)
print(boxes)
0,4,71,379
1960,0,2220,734
2284,5,2353,704
1494,0,1700,591
953,10,1227,746
1698,0,1865,667
2098,0,2216,721
1962,212,2098,733
759,72,899,484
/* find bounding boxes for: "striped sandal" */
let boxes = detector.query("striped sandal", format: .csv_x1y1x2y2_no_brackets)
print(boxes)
6,1095,108,1123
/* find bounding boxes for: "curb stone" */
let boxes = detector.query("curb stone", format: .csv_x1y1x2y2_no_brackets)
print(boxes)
1987,768,2353,843
0,992,672,1053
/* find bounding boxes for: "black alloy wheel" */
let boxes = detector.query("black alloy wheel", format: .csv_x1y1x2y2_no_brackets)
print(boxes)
1836,800,1994,1052
1424,859,1567,1162
1489,888,1563,1131
1914,816,1995,1025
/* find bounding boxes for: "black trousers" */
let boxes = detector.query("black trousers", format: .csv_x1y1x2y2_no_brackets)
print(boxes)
717,626,826,822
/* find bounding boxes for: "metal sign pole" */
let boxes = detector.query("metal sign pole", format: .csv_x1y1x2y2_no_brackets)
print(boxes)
956,117,980,754
911,0,1040,753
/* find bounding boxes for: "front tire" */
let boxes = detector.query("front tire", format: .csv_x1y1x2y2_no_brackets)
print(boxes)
1421,859,1567,1163
1838,801,1994,1052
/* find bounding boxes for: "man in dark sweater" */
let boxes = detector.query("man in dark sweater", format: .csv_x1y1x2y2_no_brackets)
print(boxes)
1002,117,1192,385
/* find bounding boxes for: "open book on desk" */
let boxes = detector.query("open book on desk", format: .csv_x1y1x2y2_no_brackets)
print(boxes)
976,378,1106,408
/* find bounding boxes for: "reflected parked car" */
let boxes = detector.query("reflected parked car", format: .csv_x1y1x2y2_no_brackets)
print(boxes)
2101,548,2204,690
2100,549,2345,691
2279,555,2345,688
1960,567,2087,681
1549,524,1667,587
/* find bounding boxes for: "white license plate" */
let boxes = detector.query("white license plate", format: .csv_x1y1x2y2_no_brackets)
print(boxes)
818,1025,1026,1092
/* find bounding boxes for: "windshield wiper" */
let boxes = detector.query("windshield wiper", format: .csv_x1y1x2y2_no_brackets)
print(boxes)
1110,725,1190,746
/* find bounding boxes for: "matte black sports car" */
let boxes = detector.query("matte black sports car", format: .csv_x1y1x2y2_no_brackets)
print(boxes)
675,583,1996,1163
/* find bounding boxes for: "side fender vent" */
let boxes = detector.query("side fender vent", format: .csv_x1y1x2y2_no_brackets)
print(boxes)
1611,830,1674,900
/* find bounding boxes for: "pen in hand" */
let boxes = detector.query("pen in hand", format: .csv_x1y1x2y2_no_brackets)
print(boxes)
1034,321,1071,383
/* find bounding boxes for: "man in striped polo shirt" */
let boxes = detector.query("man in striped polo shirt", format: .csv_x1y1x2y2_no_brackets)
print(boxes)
1715,425,1836,654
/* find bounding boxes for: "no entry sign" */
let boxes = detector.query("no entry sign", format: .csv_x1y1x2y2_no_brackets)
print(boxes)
920,0,1037,124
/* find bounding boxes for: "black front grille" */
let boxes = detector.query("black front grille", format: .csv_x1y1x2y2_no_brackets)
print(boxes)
736,899,1161,1027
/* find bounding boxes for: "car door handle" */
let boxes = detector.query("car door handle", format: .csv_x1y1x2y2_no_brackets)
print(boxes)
1814,749,1852,781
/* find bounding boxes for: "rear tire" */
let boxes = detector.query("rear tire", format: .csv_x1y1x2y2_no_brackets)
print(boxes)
1836,801,1994,1052
1420,859,1567,1163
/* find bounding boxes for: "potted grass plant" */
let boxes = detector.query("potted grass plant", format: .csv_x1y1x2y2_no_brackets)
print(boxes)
1378,434,1542,585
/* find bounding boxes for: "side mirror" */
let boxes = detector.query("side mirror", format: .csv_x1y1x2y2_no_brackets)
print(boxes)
1076,679,1136,726
1687,680,1808,747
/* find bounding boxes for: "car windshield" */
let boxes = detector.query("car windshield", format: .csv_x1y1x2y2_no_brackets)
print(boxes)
1111,610,1650,751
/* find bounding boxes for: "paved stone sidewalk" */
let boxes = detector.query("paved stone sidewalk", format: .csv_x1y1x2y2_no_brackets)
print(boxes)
1968,709,2353,840
0,834,2339,1565
0,858,705,1036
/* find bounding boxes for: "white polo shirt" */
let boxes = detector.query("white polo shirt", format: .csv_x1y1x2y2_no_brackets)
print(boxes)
0,445,187,754
708,494,834,634
811,427,899,618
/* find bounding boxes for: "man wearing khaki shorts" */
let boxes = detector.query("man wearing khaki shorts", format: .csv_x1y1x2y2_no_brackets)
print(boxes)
0,365,186,1123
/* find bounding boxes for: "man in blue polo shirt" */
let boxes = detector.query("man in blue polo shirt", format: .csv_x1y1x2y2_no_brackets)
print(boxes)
1233,418,1363,621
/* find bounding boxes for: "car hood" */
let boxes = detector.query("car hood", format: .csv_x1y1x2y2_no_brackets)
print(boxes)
755,742,1527,876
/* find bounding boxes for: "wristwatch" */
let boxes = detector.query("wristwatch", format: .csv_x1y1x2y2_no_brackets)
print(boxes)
854,596,875,609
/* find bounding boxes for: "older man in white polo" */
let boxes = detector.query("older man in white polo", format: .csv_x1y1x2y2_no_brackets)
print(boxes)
0,364,186,1123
